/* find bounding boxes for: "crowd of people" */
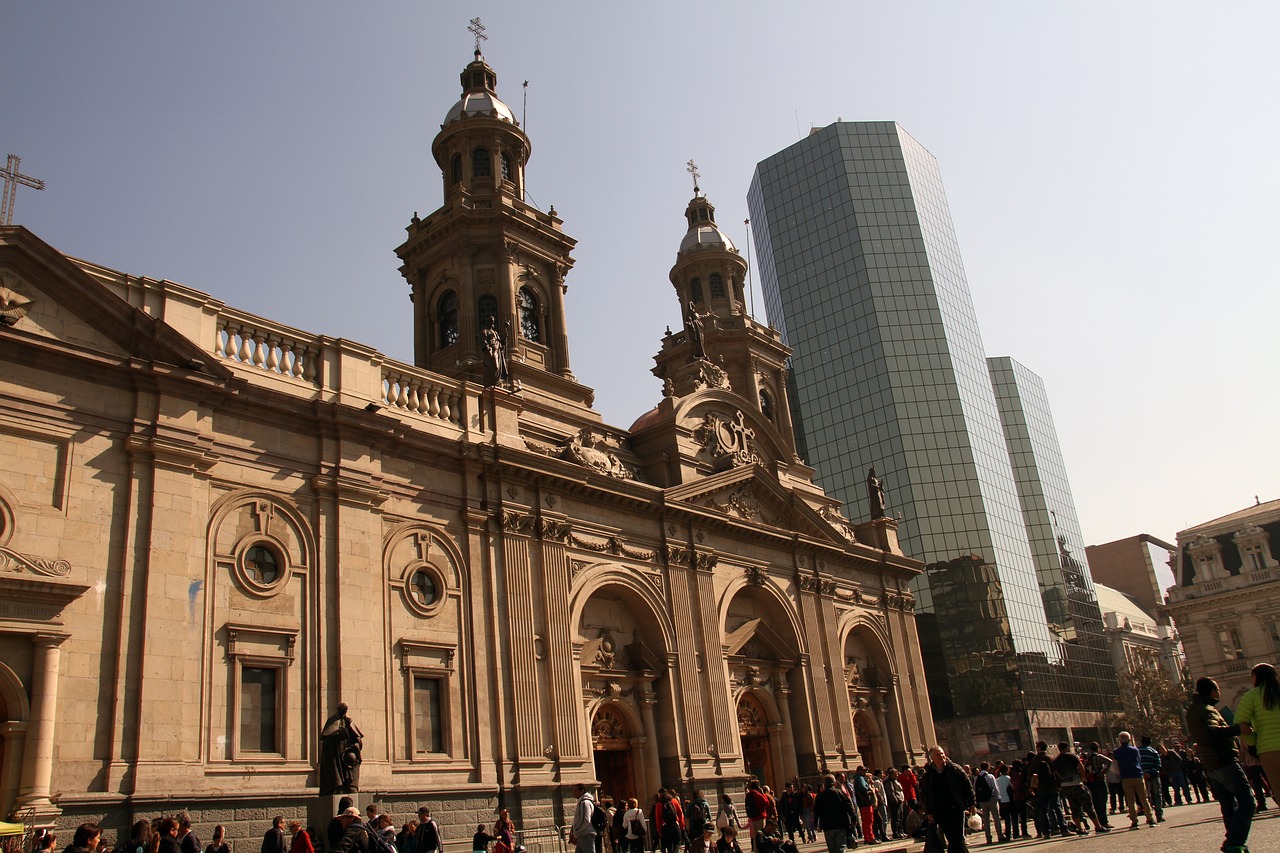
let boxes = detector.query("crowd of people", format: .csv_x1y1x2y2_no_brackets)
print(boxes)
30,664,1280,853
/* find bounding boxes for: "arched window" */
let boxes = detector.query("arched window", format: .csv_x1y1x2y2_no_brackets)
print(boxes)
501,153,513,182
690,277,704,303
518,287,540,342
478,294,498,330
438,291,459,348
473,147,491,178
710,273,726,299
759,388,773,421
451,154,462,184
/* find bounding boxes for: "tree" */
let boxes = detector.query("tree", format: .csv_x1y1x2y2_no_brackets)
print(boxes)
1116,662,1190,744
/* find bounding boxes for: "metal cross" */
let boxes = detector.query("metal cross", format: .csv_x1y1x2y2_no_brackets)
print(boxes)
0,155,45,226
468,17,487,52
686,159,701,195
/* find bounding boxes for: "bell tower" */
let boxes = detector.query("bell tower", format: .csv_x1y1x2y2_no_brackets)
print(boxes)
396,43,589,410
653,179,799,455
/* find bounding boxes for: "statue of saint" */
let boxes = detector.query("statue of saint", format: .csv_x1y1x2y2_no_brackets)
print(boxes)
866,466,886,519
481,316,509,386
685,301,710,361
319,702,364,795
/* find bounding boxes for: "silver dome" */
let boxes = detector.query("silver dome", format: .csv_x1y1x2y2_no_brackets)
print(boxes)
444,91,517,126
679,224,736,255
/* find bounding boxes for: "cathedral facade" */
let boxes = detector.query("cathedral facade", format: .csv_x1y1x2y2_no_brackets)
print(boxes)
0,51,933,839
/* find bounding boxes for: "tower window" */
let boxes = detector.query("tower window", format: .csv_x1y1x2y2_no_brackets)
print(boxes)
438,291,459,348
690,278,704,303
473,147,491,178
518,287,540,342
501,153,512,182
451,154,462,184
478,295,498,330
760,388,773,421
710,273,726,299
472,72,485,88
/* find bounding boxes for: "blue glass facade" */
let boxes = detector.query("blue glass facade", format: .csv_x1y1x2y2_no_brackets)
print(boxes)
748,122,1117,719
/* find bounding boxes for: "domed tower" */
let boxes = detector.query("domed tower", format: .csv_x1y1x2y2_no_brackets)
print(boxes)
653,187,798,454
396,47,590,411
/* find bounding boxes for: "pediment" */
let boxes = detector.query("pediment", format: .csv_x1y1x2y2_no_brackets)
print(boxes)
724,615,796,661
666,465,858,545
0,228,231,377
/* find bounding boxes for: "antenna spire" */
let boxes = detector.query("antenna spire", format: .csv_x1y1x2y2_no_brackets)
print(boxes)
468,17,487,56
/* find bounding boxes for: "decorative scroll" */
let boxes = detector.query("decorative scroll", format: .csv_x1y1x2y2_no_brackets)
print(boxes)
537,518,571,542
666,546,717,571
568,531,656,561
524,429,638,480
744,565,768,587
703,483,777,526
499,511,532,533
819,505,858,542
799,575,837,596
0,547,72,577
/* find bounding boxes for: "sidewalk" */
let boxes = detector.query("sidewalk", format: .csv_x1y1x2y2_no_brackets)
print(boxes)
787,801,1280,853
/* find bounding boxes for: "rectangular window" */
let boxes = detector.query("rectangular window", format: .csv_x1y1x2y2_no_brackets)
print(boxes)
1270,622,1280,653
414,676,443,754
1219,628,1244,660
241,666,278,753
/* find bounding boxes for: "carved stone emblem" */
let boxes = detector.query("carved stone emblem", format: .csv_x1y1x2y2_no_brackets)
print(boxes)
0,280,33,327
695,410,762,468
819,505,858,542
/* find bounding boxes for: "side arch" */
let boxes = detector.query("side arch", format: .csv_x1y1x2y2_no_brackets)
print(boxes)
0,662,29,723
567,563,678,652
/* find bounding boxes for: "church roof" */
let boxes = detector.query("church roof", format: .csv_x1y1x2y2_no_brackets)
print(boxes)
678,224,736,255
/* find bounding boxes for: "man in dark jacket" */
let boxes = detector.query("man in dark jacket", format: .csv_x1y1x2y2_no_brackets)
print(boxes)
262,817,288,853
919,746,975,853
813,774,857,853
1187,677,1254,853
333,808,372,853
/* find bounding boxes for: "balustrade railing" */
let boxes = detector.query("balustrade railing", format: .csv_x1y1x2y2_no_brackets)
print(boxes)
382,366,464,426
215,314,319,385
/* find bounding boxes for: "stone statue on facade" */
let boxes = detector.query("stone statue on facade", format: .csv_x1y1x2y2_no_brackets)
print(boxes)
685,301,711,361
481,316,509,386
866,466,887,519
319,702,364,795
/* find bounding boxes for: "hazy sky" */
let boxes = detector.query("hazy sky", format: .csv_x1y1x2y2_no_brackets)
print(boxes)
5,2,1277,549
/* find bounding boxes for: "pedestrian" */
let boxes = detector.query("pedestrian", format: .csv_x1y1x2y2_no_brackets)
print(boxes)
621,798,647,853
157,820,182,853
1081,742,1113,830
744,781,769,853
713,828,742,853
1029,742,1066,837
1006,760,1027,839
1236,662,1280,801
1138,737,1164,822
714,794,740,834
1113,732,1156,827
288,822,313,853
994,764,1013,843
569,784,599,853
205,827,229,853
262,817,287,853
1051,742,1105,835
118,821,150,853
67,825,103,853
811,773,855,853
1187,676,1255,853
414,808,443,853
919,745,975,853
177,814,201,853
851,768,875,845
330,799,356,851
972,762,1002,844
801,785,817,843
332,808,370,853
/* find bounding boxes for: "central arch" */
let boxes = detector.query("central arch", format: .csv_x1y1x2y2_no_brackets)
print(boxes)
592,702,638,804
737,691,775,788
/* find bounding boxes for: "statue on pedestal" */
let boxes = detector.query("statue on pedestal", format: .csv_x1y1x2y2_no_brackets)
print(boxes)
319,702,364,795
866,467,887,519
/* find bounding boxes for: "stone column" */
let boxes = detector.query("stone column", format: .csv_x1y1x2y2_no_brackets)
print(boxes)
0,722,28,817
15,632,67,815
639,688,662,794
774,678,799,781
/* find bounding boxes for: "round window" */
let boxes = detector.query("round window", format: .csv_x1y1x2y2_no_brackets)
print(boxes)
245,545,280,584
410,568,438,607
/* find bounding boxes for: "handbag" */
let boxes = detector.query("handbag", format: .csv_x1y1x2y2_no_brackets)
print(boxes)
966,813,983,832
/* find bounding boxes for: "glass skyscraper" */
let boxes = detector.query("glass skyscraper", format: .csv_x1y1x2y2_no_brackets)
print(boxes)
748,122,1117,751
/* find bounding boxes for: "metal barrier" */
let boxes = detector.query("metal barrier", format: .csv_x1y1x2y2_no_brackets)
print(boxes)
515,824,569,853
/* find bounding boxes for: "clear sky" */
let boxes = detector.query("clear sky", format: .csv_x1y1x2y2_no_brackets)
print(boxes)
5,1,1277,550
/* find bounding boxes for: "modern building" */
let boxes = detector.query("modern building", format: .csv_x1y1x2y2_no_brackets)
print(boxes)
1086,534,1178,625
1165,498,1280,703
748,121,1118,759
0,51,936,842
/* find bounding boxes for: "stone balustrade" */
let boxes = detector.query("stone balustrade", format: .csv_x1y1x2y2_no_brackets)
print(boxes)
215,312,319,385
382,365,464,426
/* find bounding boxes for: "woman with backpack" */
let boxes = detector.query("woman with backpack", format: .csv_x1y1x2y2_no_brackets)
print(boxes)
621,798,647,853
713,794,740,835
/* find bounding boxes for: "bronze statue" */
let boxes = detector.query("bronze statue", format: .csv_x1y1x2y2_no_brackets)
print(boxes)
319,702,364,795
866,466,886,519
685,301,709,361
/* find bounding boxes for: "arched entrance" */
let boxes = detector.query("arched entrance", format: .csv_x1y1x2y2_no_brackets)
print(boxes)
738,692,774,788
843,624,904,768
592,704,638,803
853,708,887,771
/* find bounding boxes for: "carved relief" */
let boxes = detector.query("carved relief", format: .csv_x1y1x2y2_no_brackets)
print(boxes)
704,483,776,526
536,518,571,542
0,547,72,577
499,510,532,533
591,704,629,743
695,410,763,468
819,505,859,542
799,575,837,596
0,274,34,327
525,429,638,480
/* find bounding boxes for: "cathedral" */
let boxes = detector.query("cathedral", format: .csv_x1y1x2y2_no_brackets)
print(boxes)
0,48,934,839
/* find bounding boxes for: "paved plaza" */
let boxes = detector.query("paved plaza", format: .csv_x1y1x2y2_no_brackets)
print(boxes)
787,801,1279,853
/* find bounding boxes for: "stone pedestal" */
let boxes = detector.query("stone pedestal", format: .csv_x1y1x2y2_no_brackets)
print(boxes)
308,794,373,853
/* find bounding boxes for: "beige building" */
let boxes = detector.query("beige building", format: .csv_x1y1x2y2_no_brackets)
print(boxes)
1164,498,1280,703
1094,583,1181,682
0,50,934,840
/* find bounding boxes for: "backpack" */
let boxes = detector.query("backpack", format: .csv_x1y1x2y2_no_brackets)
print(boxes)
661,799,678,828
974,774,993,804
687,800,709,834
628,812,645,839
367,829,396,853
590,803,607,832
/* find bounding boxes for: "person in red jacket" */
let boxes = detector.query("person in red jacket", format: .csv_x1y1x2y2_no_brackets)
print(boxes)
654,789,685,853
745,780,770,853
898,765,919,809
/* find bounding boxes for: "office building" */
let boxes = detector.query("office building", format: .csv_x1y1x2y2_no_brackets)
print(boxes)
749,121,1118,757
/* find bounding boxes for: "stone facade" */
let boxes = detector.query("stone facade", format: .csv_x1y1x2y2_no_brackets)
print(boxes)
1165,498,1280,704
0,51,934,847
